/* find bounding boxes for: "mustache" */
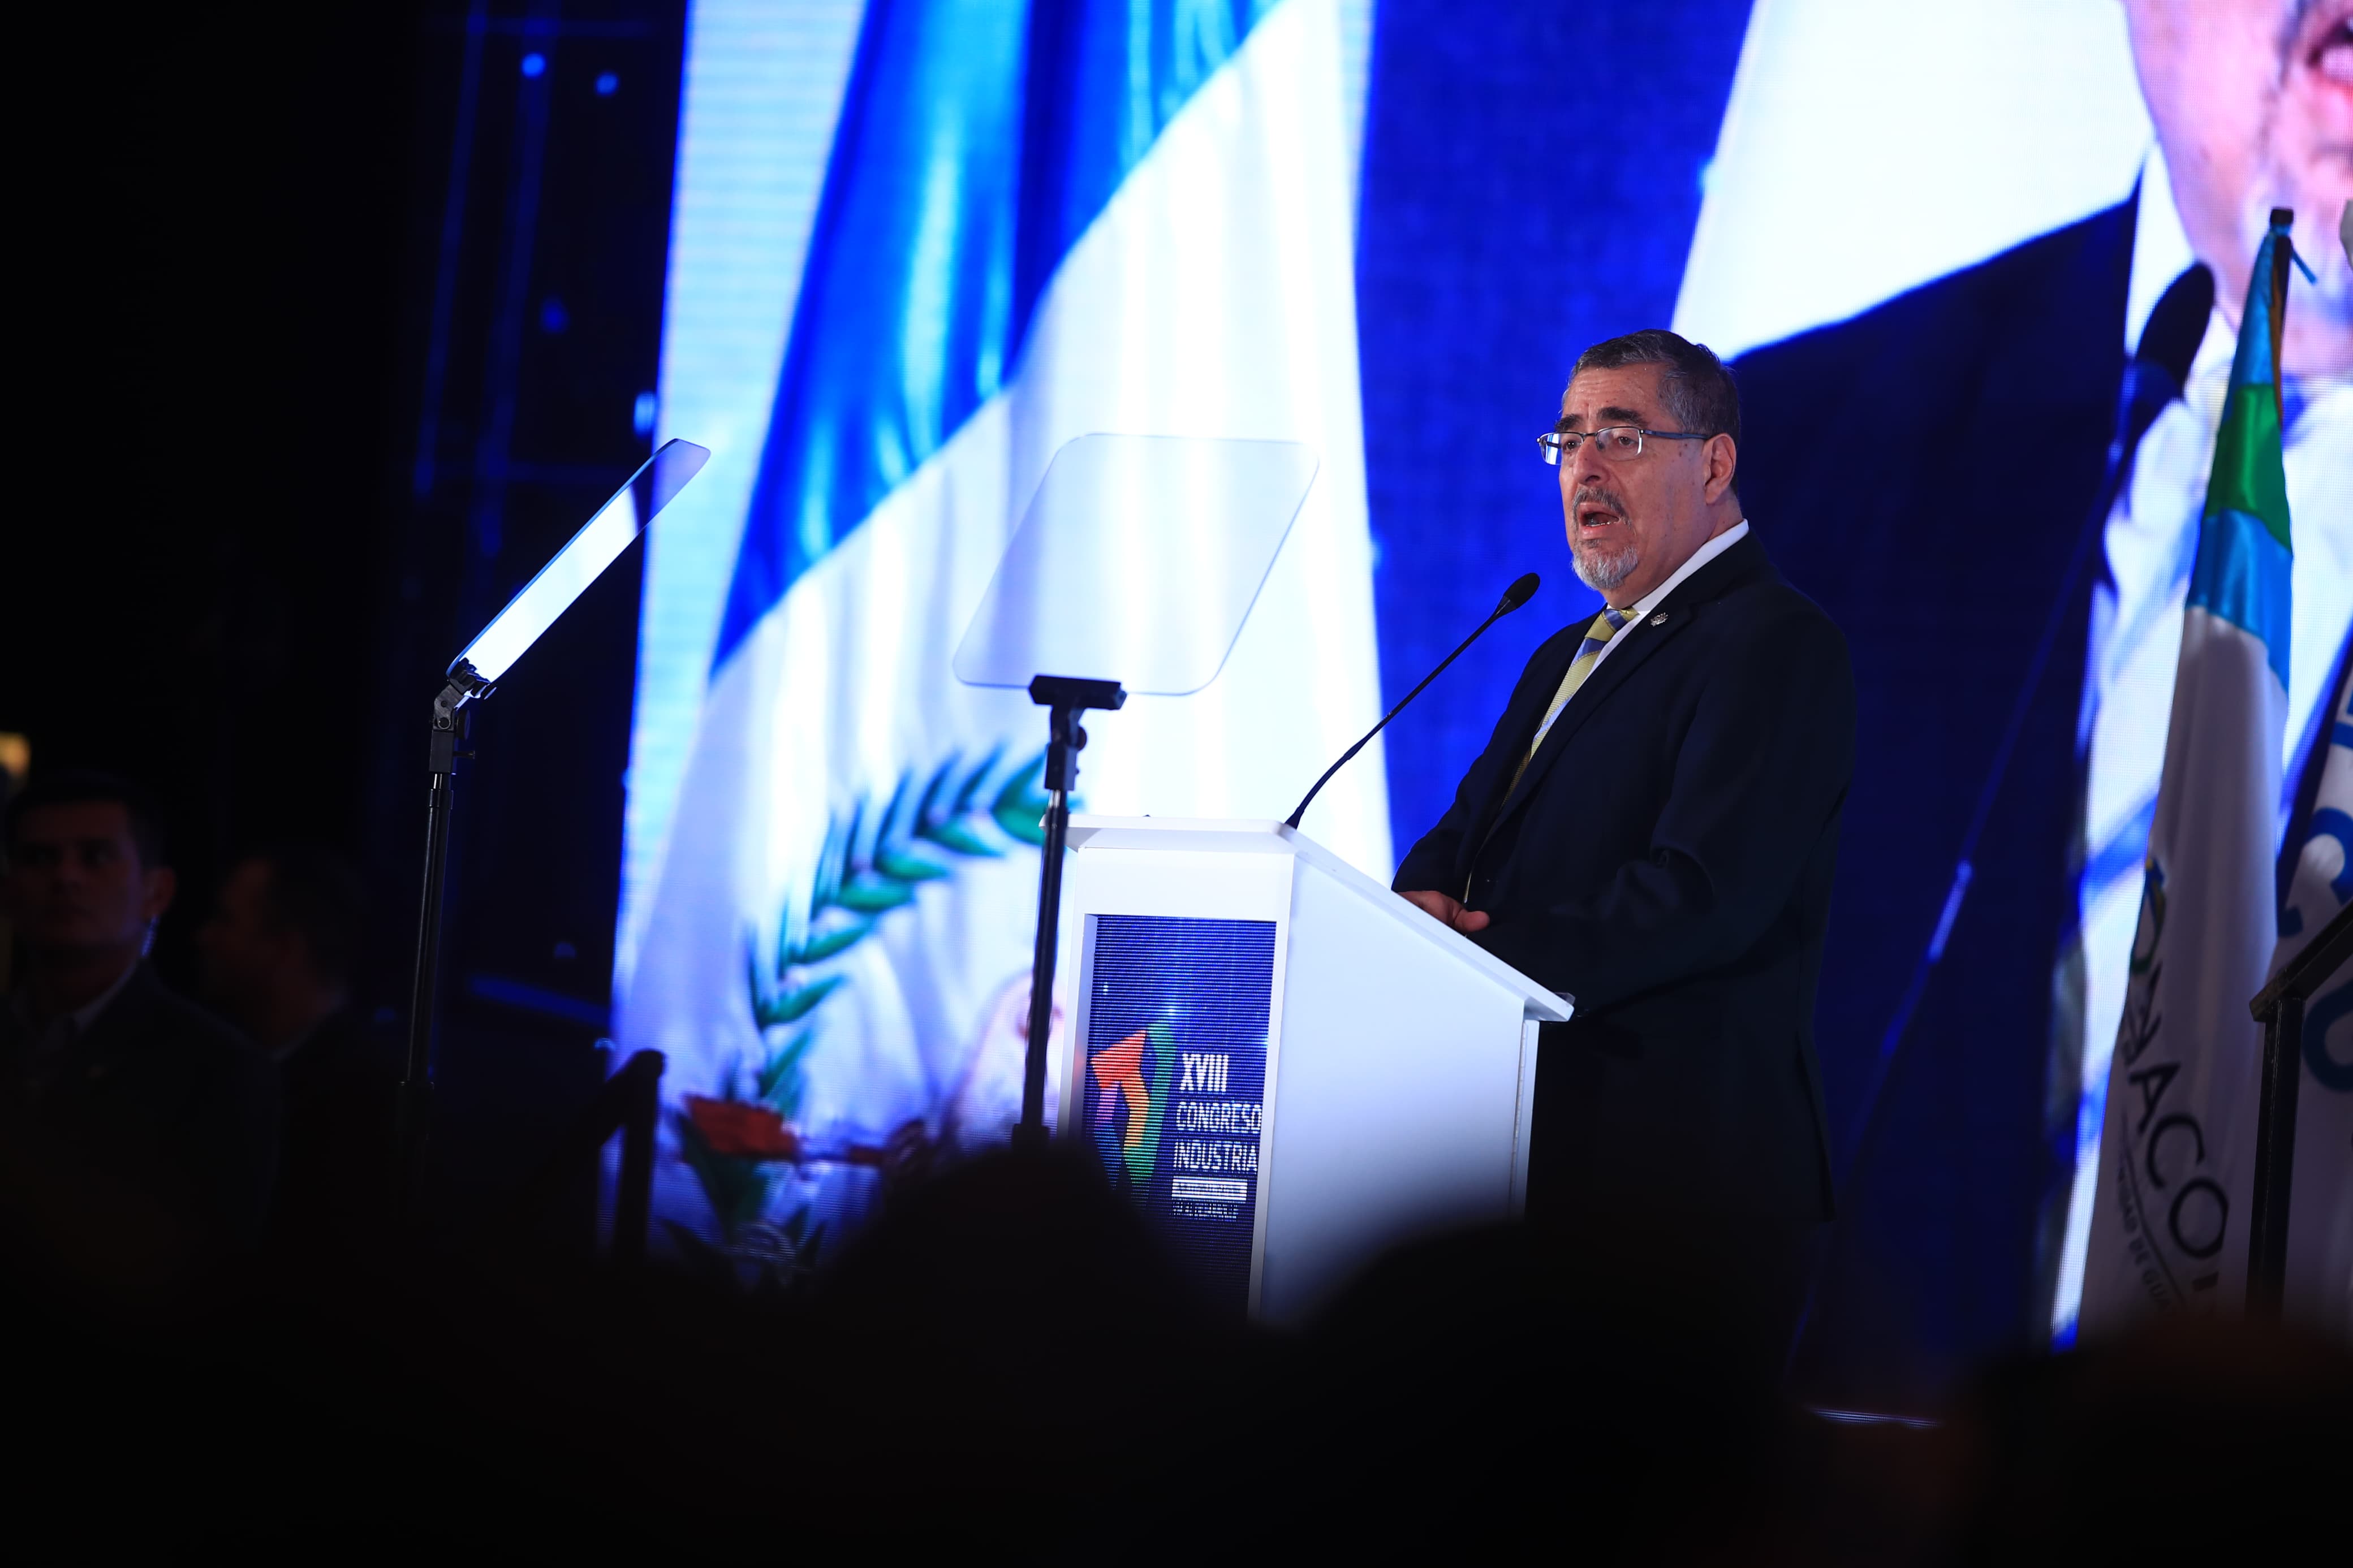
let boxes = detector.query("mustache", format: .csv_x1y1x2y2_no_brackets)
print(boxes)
1573,485,1629,517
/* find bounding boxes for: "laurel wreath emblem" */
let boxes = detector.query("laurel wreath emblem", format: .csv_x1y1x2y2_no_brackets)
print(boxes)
666,744,1054,1276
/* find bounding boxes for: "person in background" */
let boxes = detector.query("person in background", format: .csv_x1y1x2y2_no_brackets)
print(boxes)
199,844,396,1250
0,770,278,1296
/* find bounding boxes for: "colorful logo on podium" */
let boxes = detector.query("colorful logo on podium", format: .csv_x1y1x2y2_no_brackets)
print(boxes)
1089,1022,1174,1190
1081,914,1275,1314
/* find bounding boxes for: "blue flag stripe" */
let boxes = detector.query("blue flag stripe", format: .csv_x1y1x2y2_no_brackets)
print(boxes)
2226,225,2281,394
2187,509,2292,689
713,0,1279,673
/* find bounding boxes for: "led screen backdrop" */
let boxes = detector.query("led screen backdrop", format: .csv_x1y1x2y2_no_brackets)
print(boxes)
621,0,1390,1285
627,0,2352,1396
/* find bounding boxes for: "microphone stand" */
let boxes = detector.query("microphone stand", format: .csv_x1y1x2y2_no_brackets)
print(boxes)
1015,674,1126,1151
1288,573,1539,829
1014,571,1534,1147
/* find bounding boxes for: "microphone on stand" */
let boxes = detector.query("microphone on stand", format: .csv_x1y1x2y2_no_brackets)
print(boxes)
1286,573,1540,830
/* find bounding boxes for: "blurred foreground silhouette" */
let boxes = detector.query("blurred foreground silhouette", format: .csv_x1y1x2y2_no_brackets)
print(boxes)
11,1144,2347,1561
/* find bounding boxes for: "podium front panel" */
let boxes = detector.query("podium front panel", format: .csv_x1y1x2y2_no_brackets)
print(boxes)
1058,844,1295,1316
1257,857,1531,1322
1055,820,1555,1324
1073,914,1276,1316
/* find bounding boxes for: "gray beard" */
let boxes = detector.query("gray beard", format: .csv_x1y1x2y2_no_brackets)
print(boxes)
1571,534,1637,592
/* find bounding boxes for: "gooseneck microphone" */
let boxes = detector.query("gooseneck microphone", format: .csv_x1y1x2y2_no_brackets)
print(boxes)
1286,572,1540,830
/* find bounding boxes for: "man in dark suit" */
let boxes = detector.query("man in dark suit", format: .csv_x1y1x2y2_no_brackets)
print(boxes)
1395,329,1855,1371
0,771,279,1302
199,844,398,1251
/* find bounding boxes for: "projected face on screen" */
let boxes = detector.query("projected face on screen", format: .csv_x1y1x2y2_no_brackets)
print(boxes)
2125,0,2353,370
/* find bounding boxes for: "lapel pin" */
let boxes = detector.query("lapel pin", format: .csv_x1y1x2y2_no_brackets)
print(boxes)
1649,612,1668,627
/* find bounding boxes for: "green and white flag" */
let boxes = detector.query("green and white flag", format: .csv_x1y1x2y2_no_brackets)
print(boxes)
2080,212,2301,1325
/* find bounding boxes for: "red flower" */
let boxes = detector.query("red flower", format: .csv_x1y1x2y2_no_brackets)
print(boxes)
685,1096,801,1160
843,1118,933,1188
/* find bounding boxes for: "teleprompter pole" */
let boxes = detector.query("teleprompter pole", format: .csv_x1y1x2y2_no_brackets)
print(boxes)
1015,675,1125,1151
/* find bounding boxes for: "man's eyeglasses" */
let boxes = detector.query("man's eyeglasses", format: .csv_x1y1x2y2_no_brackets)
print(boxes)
1538,427,1709,466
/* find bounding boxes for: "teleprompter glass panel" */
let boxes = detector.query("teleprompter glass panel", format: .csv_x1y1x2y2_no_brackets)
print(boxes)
953,434,1318,696
1079,914,1277,1315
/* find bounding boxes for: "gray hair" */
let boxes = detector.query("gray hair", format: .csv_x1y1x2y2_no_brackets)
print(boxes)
1566,329,1742,497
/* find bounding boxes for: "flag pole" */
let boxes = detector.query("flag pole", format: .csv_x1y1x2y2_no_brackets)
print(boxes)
2247,899,2353,1315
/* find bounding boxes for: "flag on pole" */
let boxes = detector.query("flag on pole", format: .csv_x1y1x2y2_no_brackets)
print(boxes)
619,0,1387,1281
2079,210,2300,1327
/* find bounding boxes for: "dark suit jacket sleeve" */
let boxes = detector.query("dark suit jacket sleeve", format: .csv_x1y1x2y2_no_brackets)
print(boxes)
210,1038,282,1249
1393,632,1576,894
1476,607,1856,1011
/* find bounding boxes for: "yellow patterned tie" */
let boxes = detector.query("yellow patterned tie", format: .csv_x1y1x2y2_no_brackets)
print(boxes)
1507,607,1631,793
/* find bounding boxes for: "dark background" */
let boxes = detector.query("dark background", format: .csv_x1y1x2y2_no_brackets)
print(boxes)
7,0,688,1229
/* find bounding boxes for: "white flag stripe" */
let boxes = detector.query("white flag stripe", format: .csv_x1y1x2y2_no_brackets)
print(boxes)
623,0,1385,1248
619,0,869,997
2080,607,2285,1324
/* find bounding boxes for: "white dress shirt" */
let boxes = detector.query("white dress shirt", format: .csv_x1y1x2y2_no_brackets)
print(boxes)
1580,517,1751,684
1525,519,1751,756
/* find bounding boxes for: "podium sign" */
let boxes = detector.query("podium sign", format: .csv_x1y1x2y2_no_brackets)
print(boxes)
1058,817,1572,1323
1077,915,1275,1315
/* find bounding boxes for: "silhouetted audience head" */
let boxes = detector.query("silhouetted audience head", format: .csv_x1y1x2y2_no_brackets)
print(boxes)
16,1102,2352,1560
199,844,365,1054
191,843,398,1254
1954,1314,2351,1566
2,770,279,1311
1296,1214,1807,1560
3,769,174,1016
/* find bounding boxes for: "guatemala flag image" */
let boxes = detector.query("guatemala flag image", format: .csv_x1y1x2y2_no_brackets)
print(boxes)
2079,213,2302,1328
619,0,1387,1275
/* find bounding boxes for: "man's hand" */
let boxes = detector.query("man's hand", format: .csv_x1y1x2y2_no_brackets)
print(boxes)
1399,888,1490,934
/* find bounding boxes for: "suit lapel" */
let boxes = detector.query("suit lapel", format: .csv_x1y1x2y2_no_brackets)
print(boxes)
1487,606,1690,830
1480,533,1774,842
1459,630,1580,851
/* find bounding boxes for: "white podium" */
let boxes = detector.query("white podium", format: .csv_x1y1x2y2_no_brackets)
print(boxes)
1052,817,1573,1324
